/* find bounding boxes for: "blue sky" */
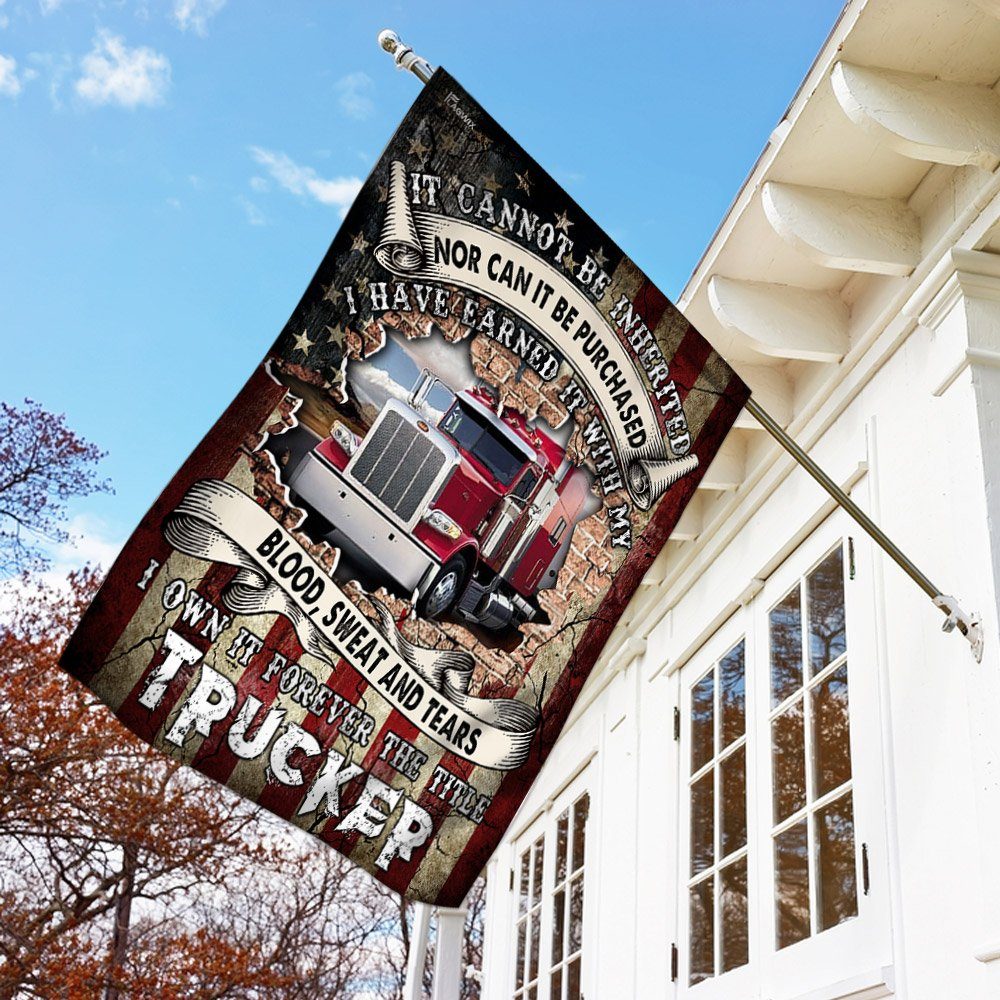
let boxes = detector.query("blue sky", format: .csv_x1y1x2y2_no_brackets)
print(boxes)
0,0,845,570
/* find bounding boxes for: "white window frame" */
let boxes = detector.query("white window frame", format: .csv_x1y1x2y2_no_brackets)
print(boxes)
675,512,892,998
509,766,593,1000
676,607,757,999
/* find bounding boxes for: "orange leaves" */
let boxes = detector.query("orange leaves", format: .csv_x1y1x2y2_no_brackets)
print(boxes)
0,569,416,998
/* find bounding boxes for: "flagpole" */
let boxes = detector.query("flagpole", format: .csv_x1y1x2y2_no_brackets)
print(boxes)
745,398,981,658
375,29,983,663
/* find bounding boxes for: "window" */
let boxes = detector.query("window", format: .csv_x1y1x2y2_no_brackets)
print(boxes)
676,526,890,995
687,640,749,986
513,467,540,500
514,835,544,1000
550,517,567,545
441,400,528,486
511,780,590,1000
769,545,856,950
549,794,588,1000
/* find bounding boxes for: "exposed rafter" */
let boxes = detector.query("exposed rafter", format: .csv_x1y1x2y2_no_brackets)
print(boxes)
669,493,705,543
831,61,1000,168
708,276,849,363
762,181,921,276
733,364,793,431
698,435,745,491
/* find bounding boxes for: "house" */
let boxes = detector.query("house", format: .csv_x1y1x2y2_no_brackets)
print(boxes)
476,0,1000,997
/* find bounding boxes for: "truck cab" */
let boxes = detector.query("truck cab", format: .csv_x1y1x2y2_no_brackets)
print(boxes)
288,368,596,632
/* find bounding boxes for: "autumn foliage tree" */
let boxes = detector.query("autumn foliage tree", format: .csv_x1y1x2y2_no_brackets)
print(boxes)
0,400,111,575
0,400,483,999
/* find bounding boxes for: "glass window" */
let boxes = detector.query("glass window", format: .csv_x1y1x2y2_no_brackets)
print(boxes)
513,467,540,500
687,639,749,985
769,545,857,951
513,789,589,1000
514,835,544,1000
441,400,527,486
550,793,589,1000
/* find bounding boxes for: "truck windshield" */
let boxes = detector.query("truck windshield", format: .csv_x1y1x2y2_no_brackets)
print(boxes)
440,401,526,486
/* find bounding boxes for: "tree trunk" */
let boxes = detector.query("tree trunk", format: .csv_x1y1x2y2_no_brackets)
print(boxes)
104,841,137,1000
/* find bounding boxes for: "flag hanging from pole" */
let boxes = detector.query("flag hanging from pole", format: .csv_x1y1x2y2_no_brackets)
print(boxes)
61,69,749,905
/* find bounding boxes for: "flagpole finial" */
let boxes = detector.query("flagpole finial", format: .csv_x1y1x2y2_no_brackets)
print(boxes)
377,29,434,85
377,29,400,54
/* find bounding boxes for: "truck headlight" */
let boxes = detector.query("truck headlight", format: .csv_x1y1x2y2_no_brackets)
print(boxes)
422,508,462,540
330,420,359,455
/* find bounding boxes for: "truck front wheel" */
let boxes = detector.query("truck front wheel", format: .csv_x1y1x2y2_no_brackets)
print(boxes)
418,557,468,620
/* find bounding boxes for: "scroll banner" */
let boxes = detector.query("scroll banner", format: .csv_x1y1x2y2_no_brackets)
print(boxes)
375,160,697,510
163,479,539,770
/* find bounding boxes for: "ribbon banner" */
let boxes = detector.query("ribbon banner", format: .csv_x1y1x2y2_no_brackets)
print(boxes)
164,479,538,770
375,160,698,509
62,68,749,905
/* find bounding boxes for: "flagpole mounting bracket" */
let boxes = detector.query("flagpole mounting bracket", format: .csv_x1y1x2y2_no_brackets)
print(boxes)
378,30,435,85
934,594,984,662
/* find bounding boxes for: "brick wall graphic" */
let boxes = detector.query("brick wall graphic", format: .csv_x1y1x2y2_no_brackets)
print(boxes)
257,309,620,698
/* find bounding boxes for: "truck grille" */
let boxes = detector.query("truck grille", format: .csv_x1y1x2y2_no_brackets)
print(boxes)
350,410,447,523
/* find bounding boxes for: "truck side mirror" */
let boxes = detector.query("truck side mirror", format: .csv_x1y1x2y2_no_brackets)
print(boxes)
409,368,435,409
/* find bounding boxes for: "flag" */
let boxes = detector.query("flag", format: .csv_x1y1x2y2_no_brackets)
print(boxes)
61,69,749,905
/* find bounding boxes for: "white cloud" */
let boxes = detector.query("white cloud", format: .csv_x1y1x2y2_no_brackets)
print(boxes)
38,0,63,13
249,146,362,218
335,70,374,120
0,513,123,626
29,51,72,108
172,0,226,36
75,31,170,108
0,53,22,96
249,174,268,193
236,194,266,226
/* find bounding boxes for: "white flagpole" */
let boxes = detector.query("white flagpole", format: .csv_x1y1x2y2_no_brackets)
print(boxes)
375,29,984,663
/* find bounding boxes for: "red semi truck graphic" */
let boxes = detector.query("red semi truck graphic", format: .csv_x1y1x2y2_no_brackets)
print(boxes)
288,369,597,631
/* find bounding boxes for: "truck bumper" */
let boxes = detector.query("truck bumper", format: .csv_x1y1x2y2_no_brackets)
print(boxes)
288,451,440,595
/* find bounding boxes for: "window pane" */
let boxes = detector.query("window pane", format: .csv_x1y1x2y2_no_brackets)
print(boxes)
529,911,540,982
572,794,589,873
812,662,852,798
689,876,714,985
516,920,526,987
770,585,803,707
691,770,715,876
772,700,806,824
816,793,858,932
552,887,565,961
569,874,584,953
550,968,562,1000
808,547,846,674
531,838,544,906
518,854,530,915
567,957,581,1000
720,748,747,857
720,857,749,974
555,810,568,885
775,820,810,950
691,672,715,772
528,987,537,1000
720,640,746,748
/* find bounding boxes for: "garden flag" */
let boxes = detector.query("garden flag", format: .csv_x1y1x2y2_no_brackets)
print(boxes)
62,70,749,905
